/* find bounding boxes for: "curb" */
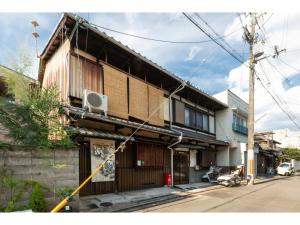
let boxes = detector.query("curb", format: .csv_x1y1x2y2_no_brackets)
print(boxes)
254,173,300,185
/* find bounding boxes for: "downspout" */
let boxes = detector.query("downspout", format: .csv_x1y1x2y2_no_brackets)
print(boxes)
168,82,186,186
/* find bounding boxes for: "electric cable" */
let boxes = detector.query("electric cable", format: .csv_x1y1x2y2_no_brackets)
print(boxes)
89,21,242,44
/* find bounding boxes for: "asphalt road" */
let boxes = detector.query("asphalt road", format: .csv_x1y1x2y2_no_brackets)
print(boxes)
139,175,300,212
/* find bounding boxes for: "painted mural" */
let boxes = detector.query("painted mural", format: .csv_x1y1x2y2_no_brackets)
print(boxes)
90,139,115,182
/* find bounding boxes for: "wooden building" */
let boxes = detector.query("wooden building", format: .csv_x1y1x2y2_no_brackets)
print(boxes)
38,13,228,196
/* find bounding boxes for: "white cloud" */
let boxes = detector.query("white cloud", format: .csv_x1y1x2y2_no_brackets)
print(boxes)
225,13,300,132
184,46,201,61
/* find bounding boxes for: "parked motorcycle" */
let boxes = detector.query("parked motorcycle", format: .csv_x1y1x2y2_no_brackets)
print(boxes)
217,166,242,187
202,166,222,183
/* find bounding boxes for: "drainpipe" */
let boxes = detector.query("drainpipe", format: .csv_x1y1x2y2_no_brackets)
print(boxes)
168,82,186,186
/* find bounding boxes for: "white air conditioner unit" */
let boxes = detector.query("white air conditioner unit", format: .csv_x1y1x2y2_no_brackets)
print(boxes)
83,89,108,116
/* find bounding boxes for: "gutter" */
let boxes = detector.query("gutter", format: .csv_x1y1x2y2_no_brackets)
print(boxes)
167,82,186,186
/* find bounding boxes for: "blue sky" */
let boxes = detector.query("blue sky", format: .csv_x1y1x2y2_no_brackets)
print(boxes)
0,12,300,132
0,13,247,95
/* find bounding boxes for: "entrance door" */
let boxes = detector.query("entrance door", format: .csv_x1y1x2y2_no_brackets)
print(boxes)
173,151,189,185
79,142,115,196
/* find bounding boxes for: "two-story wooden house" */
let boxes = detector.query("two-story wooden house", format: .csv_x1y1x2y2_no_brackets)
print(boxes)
38,13,228,196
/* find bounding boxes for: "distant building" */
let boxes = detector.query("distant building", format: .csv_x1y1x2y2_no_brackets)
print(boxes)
273,128,300,149
254,131,282,176
213,89,248,172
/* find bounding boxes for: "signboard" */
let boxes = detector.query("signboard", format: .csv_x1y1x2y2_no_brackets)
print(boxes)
90,139,115,182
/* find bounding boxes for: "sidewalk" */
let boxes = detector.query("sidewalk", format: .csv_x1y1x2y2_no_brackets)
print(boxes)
79,182,223,212
78,173,300,212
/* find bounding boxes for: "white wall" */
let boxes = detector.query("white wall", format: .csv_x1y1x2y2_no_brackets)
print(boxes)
190,150,197,167
214,90,248,167
216,146,230,166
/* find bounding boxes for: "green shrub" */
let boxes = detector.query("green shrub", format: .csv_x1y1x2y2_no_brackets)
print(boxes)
57,186,74,200
28,183,47,212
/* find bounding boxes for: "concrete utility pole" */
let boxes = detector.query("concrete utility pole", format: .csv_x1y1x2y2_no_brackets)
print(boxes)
246,12,256,185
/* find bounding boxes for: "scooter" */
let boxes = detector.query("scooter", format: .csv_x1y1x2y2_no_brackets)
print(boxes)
202,166,222,183
217,166,242,187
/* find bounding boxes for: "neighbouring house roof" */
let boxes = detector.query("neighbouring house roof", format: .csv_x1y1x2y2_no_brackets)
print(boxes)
0,65,37,82
68,126,135,141
38,13,227,111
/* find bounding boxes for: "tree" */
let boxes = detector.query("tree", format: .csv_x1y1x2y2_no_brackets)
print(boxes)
280,148,300,161
0,49,73,148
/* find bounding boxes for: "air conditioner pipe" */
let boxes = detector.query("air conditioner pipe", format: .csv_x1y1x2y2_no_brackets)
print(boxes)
167,81,186,187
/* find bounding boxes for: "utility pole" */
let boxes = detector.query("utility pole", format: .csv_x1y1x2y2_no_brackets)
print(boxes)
246,12,256,185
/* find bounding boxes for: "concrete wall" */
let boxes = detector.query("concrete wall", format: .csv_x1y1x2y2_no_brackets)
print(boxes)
214,90,248,167
0,147,79,211
216,146,230,167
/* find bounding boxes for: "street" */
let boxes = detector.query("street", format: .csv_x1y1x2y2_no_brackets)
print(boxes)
139,176,300,212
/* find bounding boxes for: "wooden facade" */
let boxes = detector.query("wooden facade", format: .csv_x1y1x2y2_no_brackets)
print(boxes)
79,141,171,196
69,55,103,99
38,13,229,197
43,40,70,102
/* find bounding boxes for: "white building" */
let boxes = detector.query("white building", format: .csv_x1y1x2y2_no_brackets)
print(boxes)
213,90,248,171
273,128,300,149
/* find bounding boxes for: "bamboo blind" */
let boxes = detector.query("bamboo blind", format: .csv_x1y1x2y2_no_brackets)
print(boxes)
103,64,128,119
129,77,148,121
148,85,164,126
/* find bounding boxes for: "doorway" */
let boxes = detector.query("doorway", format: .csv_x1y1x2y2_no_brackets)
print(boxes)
173,151,189,185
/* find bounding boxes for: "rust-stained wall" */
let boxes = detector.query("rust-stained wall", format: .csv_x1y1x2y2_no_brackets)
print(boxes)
103,64,128,119
43,40,70,103
69,55,103,99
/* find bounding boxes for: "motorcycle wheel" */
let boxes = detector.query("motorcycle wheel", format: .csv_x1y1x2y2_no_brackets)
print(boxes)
235,178,241,185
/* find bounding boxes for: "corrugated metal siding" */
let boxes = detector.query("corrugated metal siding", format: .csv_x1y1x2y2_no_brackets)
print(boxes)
69,55,103,99
43,40,70,102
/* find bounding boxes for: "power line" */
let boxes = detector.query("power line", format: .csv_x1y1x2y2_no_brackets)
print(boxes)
265,58,292,85
89,21,242,44
194,13,246,62
255,71,300,130
182,12,245,64
277,57,300,74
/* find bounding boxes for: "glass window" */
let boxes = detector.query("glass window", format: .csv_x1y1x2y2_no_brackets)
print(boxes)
203,114,208,131
184,108,190,126
189,109,196,128
196,112,203,129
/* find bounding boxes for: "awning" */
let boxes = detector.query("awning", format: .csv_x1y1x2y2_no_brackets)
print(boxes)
68,126,135,141
173,127,229,146
176,143,208,150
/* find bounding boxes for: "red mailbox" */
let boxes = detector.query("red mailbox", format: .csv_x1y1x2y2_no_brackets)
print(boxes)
164,172,172,186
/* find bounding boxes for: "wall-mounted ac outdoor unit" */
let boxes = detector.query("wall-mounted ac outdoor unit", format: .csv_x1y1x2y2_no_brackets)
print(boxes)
83,89,108,116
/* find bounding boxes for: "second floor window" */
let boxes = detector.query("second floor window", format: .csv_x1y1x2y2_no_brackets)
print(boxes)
184,106,210,132
233,113,247,127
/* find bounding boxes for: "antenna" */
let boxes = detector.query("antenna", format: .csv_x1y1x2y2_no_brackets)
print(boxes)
31,20,40,58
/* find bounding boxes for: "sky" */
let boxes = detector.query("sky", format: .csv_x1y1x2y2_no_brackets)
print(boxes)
0,12,299,133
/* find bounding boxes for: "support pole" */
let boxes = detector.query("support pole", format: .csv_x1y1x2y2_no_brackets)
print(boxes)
247,12,256,185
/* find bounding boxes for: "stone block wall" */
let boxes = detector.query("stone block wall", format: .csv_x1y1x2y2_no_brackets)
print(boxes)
0,147,79,211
